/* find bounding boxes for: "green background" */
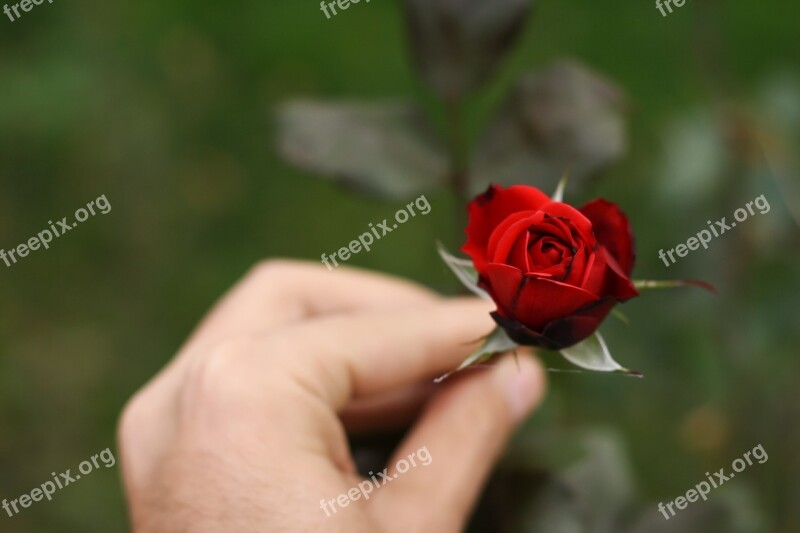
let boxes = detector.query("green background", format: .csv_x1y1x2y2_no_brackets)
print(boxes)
0,0,798,531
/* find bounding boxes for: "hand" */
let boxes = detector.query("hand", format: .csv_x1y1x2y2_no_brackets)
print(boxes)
118,260,546,532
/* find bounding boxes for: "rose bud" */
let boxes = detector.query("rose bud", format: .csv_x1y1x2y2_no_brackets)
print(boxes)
462,184,639,350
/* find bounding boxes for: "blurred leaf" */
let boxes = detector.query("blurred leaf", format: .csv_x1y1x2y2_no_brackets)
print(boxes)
628,486,765,533
436,241,490,299
486,429,636,533
756,72,800,228
401,0,532,100
471,60,627,194
435,326,517,383
560,432,636,533
504,471,586,533
276,100,448,198
559,332,640,375
758,71,800,139
629,505,728,533
656,109,726,204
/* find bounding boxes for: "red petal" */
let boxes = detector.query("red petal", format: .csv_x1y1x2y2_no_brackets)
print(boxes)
579,250,606,295
580,198,636,276
482,263,523,316
539,201,596,242
463,185,551,272
487,211,543,265
599,247,639,301
541,299,617,347
507,229,531,272
485,264,598,331
490,212,547,266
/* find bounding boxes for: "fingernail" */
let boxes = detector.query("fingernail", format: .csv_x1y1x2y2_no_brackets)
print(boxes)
497,355,543,422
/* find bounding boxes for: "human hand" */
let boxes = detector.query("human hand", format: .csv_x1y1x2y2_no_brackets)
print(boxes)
118,261,546,532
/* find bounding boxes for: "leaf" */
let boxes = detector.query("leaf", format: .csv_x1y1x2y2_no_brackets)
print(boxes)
559,332,641,376
493,429,637,533
634,279,717,294
434,327,518,383
559,431,636,533
436,241,490,299
400,0,533,100
628,487,762,533
656,109,726,204
276,100,447,199
551,168,570,202
471,60,628,195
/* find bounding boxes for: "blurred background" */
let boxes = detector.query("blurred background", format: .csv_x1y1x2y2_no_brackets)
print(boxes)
0,0,798,531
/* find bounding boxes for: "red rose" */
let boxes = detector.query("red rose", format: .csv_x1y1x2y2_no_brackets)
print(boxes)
463,184,639,350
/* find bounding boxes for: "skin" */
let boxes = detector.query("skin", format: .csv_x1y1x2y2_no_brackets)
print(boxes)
118,260,546,532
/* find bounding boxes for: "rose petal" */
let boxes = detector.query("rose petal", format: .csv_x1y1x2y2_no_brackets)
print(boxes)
490,311,563,350
579,249,606,295
528,237,572,278
540,299,617,348
463,185,551,270
539,201,596,242
487,211,543,266
482,263,524,316
491,299,615,350
485,264,598,331
580,198,636,276
507,228,531,272
560,242,587,286
599,246,639,300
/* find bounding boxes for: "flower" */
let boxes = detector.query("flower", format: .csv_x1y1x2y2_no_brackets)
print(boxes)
462,184,639,350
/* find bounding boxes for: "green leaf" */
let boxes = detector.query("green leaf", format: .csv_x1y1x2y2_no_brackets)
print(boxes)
276,100,447,199
401,0,533,100
470,60,628,195
634,279,716,293
559,332,641,376
435,327,518,383
436,241,490,300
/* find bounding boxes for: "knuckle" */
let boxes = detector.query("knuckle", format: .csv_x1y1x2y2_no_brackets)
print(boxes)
180,334,296,412
180,337,255,408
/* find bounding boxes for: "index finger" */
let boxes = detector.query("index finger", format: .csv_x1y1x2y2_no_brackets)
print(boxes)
262,298,497,410
183,260,438,353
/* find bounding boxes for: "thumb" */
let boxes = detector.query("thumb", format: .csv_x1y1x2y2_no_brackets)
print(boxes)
376,353,546,532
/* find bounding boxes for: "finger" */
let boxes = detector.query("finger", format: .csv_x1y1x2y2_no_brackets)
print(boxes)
272,298,497,409
377,353,545,531
184,260,438,352
119,261,437,487
340,382,435,435
129,261,438,434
